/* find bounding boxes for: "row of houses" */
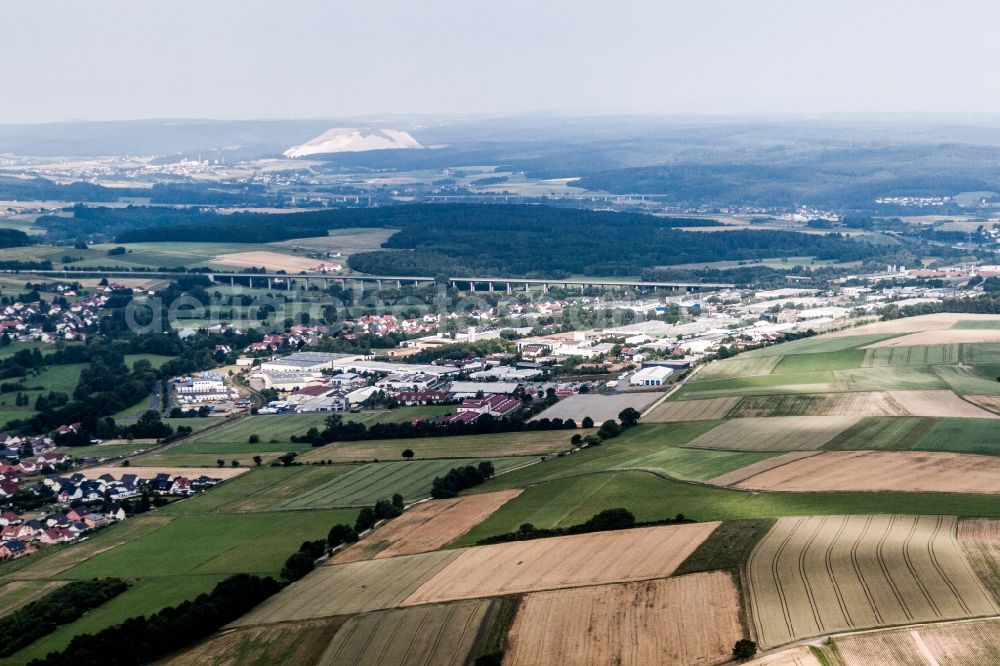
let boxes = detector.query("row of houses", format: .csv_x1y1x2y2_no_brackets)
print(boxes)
0,470,225,561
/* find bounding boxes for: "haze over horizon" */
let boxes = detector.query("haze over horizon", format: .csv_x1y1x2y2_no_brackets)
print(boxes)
7,0,1000,124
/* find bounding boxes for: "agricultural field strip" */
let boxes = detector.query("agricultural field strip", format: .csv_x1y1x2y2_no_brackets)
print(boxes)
504,572,741,666
746,515,998,648
229,550,463,626
734,450,1000,494
317,599,495,666
684,416,860,452
708,452,822,487
401,522,719,605
644,396,741,421
745,646,822,666
865,330,1000,347
278,458,533,509
724,391,909,418
833,617,1000,666
694,355,782,380
861,344,962,367
330,490,523,564
957,519,1000,604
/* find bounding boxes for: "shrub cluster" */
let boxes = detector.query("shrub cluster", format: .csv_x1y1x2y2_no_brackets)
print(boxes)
431,461,495,499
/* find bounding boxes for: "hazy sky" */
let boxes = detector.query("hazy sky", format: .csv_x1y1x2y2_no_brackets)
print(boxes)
6,0,1000,123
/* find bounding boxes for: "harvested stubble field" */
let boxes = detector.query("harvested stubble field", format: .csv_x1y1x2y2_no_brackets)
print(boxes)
865,329,1000,347
735,450,1000,494
747,515,997,648
694,355,782,380
957,519,1000,603
963,394,1000,415
230,550,462,626
886,390,1000,419
643,396,739,421
160,618,345,666
401,522,719,606
532,392,663,423
833,619,1000,665
708,452,821,487
211,250,324,272
727,392,907,418
329,490,522,564
825,313,1000,338
317,599,496,666
504,572,741,666
684,416,860,451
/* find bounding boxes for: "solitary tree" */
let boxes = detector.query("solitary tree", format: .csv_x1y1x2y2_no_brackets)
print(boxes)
252,455,263,466
401,448,414,460
732,639,758,661
581,416,594,429
216,459,225,468
248,434,260,443
618,407,641,427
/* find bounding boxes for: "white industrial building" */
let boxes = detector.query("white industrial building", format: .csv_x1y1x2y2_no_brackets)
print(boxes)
629,366,674,386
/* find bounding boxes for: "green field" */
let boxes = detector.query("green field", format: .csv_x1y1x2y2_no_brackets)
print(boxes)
62,510,351,578
25,362,86,394
0,504,356,664
455,422,780,490
161,466,353,514
955,320,1000,329
278,457,536,509
138,438,313,467
452,471,1000,546
834,365,947,391
739,333,899,357
298,429,583,463
914,417,1000,456
771,349,865,373
675,371,839,398
822,416,933,451
123,353,175,369
934,365,1000,396
6,575,229,665
861,344,960,367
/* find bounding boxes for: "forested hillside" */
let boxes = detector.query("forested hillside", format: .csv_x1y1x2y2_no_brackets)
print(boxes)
59,203,887,278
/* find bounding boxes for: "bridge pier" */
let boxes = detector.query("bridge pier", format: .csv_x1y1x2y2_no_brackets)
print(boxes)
267,277,272,290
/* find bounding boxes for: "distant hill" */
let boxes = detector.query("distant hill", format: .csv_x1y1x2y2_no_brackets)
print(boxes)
284,128,422,157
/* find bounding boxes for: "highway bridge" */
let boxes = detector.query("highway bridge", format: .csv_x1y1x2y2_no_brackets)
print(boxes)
3,269,734,292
